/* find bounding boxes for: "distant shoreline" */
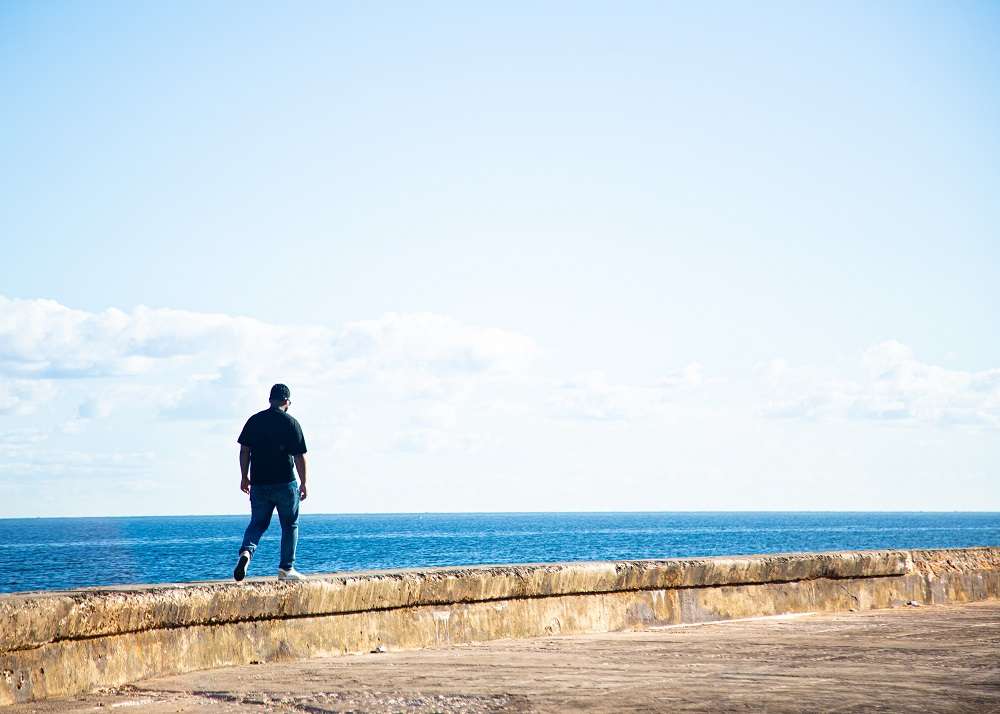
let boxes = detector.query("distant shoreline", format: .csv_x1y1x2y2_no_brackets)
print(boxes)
3,509,1000,521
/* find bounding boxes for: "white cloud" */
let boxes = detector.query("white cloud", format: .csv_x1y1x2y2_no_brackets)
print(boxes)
0,428,48,452
386,393,491,454
550,372,647,421
656,362,705,389
159,363,264,420
549,363,705,421
0,295,539,419
390,427,485,454
2,293,997,514
77,397,112,420
0,297,212,378
0,449,157,477
760,341,1000,428
336,312,536,375
0,380,56,415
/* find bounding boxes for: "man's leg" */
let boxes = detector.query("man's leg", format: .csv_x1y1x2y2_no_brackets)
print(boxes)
274,480,301,572
239,486,276,561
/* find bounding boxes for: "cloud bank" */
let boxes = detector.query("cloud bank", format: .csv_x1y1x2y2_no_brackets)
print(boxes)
760,341,1000,428
0,296,539,420
2,294,997,516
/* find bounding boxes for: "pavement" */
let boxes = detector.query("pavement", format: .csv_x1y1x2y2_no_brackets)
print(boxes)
8,601,1000,713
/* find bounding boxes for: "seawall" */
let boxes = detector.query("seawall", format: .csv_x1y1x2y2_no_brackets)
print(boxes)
2,547,998,705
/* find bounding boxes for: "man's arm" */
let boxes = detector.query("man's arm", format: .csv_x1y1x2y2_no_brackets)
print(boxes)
294,454,307,500
239,445,251,494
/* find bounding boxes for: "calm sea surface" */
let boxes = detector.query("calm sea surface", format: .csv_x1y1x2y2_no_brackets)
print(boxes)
1,512,998,594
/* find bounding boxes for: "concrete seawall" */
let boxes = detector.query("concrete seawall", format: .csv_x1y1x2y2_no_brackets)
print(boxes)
2,547,998,705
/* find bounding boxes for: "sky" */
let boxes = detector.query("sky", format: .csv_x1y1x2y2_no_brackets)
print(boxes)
1,1,998,517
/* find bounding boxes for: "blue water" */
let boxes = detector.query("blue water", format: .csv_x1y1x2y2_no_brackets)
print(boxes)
0,512,998,594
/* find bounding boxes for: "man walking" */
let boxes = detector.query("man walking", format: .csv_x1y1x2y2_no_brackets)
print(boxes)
233,383,308,582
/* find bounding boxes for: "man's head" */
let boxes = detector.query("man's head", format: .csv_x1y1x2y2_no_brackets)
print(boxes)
269,383,291,411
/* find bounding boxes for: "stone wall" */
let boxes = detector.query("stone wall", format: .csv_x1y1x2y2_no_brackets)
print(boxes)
2,547,998,705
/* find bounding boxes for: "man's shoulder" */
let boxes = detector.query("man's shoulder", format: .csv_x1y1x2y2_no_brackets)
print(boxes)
247,408,271,423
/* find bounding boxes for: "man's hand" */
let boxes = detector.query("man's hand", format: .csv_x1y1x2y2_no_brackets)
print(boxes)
293,454,307,501
239,445,251,495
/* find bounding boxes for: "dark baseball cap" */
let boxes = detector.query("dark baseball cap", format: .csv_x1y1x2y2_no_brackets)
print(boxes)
269,383,291,401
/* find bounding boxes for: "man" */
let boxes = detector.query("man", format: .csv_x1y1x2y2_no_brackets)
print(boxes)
233,383,308,582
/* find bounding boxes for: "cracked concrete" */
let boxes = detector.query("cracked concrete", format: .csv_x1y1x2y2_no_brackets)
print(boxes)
7,601,998,713
2,548,998,704
0,550,915,653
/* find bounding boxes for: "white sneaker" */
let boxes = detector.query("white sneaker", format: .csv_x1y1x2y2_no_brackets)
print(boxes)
233,550,251,582
278,567,307,581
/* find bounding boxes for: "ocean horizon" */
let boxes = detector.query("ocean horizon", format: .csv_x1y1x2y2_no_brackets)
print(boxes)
2,511,998,595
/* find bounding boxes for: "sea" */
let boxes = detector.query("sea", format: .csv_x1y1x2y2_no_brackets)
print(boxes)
1,512,998,594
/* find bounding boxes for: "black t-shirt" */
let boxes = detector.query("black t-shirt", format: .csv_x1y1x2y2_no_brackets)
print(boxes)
237,408,307,484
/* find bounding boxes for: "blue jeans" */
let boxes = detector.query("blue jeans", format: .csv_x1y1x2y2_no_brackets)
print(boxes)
239,481,300,571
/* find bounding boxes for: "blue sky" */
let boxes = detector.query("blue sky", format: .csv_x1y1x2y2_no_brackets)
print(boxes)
1,1,998,516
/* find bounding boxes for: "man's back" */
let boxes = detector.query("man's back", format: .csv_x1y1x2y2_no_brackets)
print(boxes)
238,407,307,485
234,384,309,582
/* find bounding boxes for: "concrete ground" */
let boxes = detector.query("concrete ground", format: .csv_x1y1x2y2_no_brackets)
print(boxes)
9,601,1000,713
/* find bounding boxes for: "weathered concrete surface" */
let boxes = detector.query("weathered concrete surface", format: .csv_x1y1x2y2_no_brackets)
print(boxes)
0,549,914,651
1,548,998,705
8,601,999,713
